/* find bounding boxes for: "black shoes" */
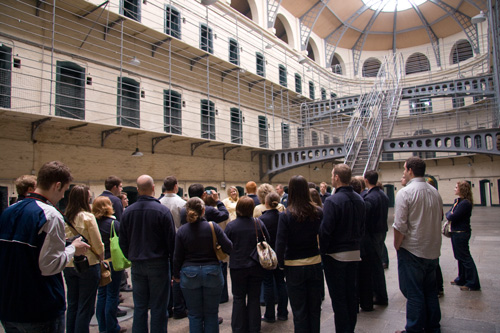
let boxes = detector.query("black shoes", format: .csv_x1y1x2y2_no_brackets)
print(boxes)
120,285,133,292
117,308,127,317
173,311,188,319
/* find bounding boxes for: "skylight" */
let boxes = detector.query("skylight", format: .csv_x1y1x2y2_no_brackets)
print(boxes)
362,0,428,12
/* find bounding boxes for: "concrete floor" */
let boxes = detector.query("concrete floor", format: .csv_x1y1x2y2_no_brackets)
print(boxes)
7,207,500,332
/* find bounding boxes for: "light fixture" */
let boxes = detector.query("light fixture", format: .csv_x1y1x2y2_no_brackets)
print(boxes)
265,43,273,49
129,56,141,66
313,166,319,171
298,56,308,64
131,148,143,157
201,0,217,5
471,11,486,24
131,135,143,157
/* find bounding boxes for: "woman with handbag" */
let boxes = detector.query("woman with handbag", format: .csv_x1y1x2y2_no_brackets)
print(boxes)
92,196,127,333
275,175,324,333
173,197,232,333
224,196,271,333
447,181,481,291
63,185,105,333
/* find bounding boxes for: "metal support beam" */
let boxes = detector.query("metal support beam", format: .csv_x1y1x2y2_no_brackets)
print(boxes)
223,146,239,160
191,141,209,155
267,0,283,29
101,127,121,147
190,54,209,71
299,0,330,51
151,37,171,57
248,79,266,92
68,123,88,131
152,135,171,154
104,18,124,40
410,2,442,67
31,118,51,143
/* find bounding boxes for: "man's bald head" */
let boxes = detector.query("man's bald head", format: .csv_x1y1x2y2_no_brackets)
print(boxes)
137,175,155,196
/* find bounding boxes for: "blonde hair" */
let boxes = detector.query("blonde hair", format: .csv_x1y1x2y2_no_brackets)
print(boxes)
226,186,239,202
92,196,114,219
186,197,205,223
257,183,275,204
457,181,474,207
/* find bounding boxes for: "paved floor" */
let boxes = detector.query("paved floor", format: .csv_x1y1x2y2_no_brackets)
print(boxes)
5,207,499,332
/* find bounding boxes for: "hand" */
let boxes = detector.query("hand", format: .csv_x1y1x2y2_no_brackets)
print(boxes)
72,237,90,256
211,192,219,201
173,277,180,283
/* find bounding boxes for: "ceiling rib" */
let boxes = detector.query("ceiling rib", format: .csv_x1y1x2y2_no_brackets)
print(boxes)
267,0,283,29
299,0,330,51
410,1,442,67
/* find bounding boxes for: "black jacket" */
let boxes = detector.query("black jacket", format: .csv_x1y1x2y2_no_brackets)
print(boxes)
119,195,175,262
319,186,365,255
446,198,472,232
99,191,123,223
362,187,389,234
259,209,280,248
180,200,229,225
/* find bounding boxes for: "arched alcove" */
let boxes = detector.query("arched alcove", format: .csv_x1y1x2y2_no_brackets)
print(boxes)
450,39,474,64
330,53,344,75
274,14,294,49
362,57,381,77
405,52,430,75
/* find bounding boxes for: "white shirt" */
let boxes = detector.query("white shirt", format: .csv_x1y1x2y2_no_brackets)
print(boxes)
160,193,186,229
393,177,443,259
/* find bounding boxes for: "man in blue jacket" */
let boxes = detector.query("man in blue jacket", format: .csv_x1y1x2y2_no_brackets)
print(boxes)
119,175,176,333
320,164,365,333
0,161,89,332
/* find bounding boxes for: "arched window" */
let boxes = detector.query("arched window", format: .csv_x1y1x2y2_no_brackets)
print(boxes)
164,90,182,134
0,44,12,108
256,53,265,77
309,81,315,100
200,24,213,54
451,40,473,64
281,123,290,149
258,116,268,148
122,0,140,22
56,61,85,120
279,65,287,87
230,0,252,20
230,108,242,144
165,5,181,39
117,77,140,128
306,41,315,61
229,39,240,66
321,88,326,100
294,74,302,94
362,58,381,77
201,99,215,139
405,53,430,75
330,53,343,75
274,16,289,46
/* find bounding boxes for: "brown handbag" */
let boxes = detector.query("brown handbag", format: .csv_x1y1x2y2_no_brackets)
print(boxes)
209,222,228,261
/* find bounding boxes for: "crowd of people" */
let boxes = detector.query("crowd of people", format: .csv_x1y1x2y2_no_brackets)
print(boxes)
0,156,481,333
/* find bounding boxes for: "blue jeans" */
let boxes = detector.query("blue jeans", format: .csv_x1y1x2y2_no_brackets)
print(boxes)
2,314,65,333
180,265,224,333
285,263,323,333
451,231,481,290
230,266,265,333
397,248,441,333
263,268,288,320
322,256,358,333
131,259,170,333
96,262,123,333
63,265,100,333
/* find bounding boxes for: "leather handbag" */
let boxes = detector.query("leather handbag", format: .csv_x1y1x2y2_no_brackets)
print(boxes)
99,260,112,287
442,220,451,238
209,222,228,261
253,218,278,270
110,220,131,271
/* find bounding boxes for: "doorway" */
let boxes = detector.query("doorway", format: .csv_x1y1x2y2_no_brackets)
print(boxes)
479,179,491,206
383,184,395,207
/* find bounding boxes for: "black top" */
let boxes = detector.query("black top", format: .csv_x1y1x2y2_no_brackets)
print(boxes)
275,207,323,268
225,216,270,269
319,186,365,255
173,219,232,279
259,209,280,248
362,187,389,234
180,201,229,225
99,191,123,223
320,192,331,203
97,216,119,260
446,198,472,232
248,194,261,206
119,195,175,262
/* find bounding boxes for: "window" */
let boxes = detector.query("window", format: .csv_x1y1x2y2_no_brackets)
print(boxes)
201,99,215,139
279,65,287,87
309,81,315,99
0,45,12,109
451,40,473,64
164,90,182,134
409,98,432,115
229,39,239,66
324,134,329,145
294,74,302,94
165,5,181,39
200,24,213,54
56,61,85,119
297,127,304,147
312,131,318,145
330,92,337,99
405,52,430,75
258,116,268,148
117,77,140,128
230,108,242,144
362,58,381,77
281,123,290,149
256,53,265,77
331,54,343,75
321,88,326,100
452,97,465,108
122,0,140,21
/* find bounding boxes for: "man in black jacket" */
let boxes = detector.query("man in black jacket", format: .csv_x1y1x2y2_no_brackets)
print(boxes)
320,164,365,333
119,175,176,333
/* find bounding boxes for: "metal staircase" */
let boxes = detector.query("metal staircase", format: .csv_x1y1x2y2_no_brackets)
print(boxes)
344,53,404,176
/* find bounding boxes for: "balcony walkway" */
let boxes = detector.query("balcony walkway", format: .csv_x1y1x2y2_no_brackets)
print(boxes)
75,206,500,333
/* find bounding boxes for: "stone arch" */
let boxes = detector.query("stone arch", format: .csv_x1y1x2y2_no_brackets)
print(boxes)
274,13,294,49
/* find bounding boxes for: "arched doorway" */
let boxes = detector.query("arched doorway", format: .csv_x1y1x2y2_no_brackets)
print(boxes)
383,184,395,208
123,186,138,206
479,179,491,206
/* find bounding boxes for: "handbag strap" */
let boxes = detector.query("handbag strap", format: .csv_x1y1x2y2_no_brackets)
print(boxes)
253,218,267,243
66,216,101,260
209,221,218,251
110,220,116,239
